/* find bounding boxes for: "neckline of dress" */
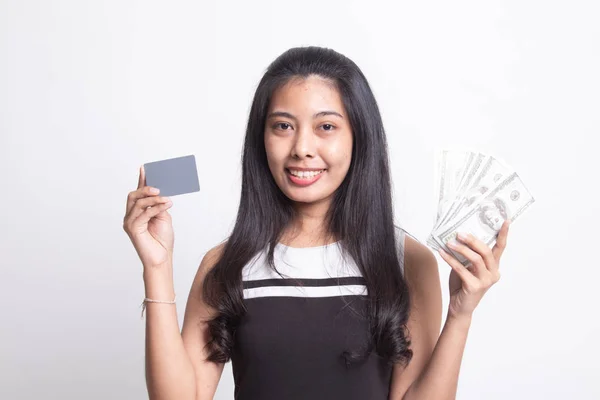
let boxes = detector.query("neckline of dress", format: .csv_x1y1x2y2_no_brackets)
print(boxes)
275,240,342,250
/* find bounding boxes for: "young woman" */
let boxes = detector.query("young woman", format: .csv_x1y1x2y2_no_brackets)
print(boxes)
123,46,510,400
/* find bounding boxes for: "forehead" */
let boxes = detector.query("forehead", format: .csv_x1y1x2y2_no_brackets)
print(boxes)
268,75,343,112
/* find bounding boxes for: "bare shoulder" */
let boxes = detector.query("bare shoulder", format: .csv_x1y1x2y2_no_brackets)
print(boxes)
203,241,228,270
187,240,228,305
403,234,438,277
401,231,442,333
402,234,441,308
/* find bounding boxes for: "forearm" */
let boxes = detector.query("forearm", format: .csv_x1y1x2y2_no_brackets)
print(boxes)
144,265,196,400
403,313,472,400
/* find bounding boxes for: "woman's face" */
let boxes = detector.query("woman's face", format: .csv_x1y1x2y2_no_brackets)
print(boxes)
264,75,353,207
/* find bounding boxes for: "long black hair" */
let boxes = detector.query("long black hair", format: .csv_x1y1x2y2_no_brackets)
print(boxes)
202,46,413,368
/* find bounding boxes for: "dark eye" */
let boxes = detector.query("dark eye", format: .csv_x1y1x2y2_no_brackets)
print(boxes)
275,122,292,130
321,124,335,131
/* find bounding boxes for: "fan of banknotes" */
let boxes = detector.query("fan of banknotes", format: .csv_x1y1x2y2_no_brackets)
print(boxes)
427,149,535,266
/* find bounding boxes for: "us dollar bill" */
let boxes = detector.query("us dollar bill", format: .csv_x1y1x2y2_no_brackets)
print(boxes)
429,150,478,250
433,149,472,226
437,155,514,232
429,150,480,250
433,172,535,266
434,152,487,231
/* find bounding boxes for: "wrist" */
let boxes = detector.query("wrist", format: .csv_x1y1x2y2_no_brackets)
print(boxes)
143,266,175,299
143,260,172,276
446,311,473,329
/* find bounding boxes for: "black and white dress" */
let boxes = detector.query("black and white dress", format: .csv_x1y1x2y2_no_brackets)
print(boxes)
230,226,407,400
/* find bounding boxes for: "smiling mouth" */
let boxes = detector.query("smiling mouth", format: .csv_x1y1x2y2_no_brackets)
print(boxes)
285,168,327,179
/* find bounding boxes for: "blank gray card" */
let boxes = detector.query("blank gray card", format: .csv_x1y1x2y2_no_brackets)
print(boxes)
144,154,200,197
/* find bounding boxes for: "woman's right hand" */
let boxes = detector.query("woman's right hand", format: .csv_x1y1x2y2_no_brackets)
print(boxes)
123,165,175,269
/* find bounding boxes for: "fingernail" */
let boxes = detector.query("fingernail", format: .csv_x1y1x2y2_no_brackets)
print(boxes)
457,232,468,241
150,187,160,194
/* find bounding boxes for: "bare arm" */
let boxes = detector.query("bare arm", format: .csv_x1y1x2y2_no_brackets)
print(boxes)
144,264,197,400
401,313,471,400
389,236,443,400
181,243,227,398
144,243,226,400
393,223,510,400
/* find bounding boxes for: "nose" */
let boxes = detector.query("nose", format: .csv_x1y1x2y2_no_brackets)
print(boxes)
291,125,316,159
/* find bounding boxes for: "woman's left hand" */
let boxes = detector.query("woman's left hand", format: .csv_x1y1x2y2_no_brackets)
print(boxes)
438,220,510,320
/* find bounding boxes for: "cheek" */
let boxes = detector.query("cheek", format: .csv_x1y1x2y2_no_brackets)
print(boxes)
326,139,353,169
264,137,284,165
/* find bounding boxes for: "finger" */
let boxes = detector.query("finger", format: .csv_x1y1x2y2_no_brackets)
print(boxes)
456,232,496,272
438,248,478,286
137,165,145,189
126,185,161,216
492,220,510,261
125,194,170,224
446,239,490,277
154,204,173,221
129,165,147,214
133,200,173,227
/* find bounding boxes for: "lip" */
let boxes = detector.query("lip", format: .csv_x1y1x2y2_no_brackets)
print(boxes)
285,168,326,187
285,167,327,171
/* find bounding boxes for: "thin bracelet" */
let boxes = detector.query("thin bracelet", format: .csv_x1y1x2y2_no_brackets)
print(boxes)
140,295,176,318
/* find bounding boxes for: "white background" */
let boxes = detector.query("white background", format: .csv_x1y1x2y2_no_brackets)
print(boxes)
1,1,598,399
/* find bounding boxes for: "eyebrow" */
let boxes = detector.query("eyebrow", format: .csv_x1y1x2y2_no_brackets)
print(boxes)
266,110,344,120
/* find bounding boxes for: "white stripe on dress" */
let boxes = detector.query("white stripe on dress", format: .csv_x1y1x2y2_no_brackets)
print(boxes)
243,284,368,299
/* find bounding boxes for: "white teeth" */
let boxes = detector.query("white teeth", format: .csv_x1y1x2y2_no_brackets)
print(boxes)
288,169,325,178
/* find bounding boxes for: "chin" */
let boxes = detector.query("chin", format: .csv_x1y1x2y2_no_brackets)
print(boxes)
285,192,320,203
287,190,333,204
